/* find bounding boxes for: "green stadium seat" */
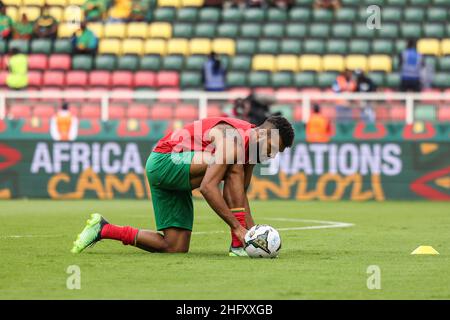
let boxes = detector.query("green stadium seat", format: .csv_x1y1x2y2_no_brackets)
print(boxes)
241,23,261,38
404,7,425,22
326,40,348,54
367,72,385,87
309,23,330,38
378,24,399,38
199,8,220,22
317,72,337,88
410,0,431,5
248,71,270,87
294,72,316,87
289,7,311,21
72,55,94,71
363,0,385,5
427,8,447,22
162,55,184,71
432,73,450,88
382,7,402,21
372,39,394,54
303,39,325,54
95,55,117,70
313,9,333,22
194,23,216,38
423,24,445,38
415,105,436,121
181,71,202,88
9,39,29,53
295,0,313,4
433,0,449,4
395,39,407,54
153,7,176,21
446,23,450,37
281,40,302,55
438,56,450,72
217,24,238,38
387,0,406,4
267,8,287,22
358,7,371,21
258,39,279,54
355,23,376,38
53,39,72,54
236,39,256,55
185,55,206,71
335,8,356,22
230,55,252,71
271,72,293,88
0,40,7,54
31,39,52,54
117,55,139,71
140,55,161,71
244,8,265,22
271,104,293,121
263,24,284,38
222,8,243,22
385,72,400,88
332,24,353,38
349,40,370,54
286,24,307,38
401,23,422,38
341,0,360,5
227,71,247,87
177,8,198,22
173,23,193,38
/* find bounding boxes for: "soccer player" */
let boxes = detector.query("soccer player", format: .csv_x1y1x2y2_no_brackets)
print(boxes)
71,116,294,256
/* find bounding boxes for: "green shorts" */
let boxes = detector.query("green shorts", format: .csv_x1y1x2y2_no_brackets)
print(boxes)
146,151,195,231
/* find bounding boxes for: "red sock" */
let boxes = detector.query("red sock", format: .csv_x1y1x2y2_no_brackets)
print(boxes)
231,209,247,248
100,224,139,246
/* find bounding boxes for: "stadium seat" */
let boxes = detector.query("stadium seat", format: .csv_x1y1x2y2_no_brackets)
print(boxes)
28,54,48,70
194,23,216,38
267,8,287,22
258,39,279,55
109,104,126,120
190,39,211,55
378,23,399,39
33,104,55,118
372,39,394,55
72,55,93,71
322,55,345,72
31,39,52,54
19,6,41,21
144,39,167,56
127,104,149,119
153,8,176,22
149,22,173,39
289,7,311,21
177,7,198,22
216,23,239,38
276,55,299,72
390,104,406,121
326,40,347,55
186,55,207,71
117,55,139,71
174,104,199,120
111,71,134,87
236,39,256,55
309,23,330,38
263,24,284,38
122,39,144,56
66,71,88,87
140,55,162,70
404,7,425,22
167,39,189,55
332,23,353,39
345,55,368,72
385,72,400,88
150,104,174,120
438,106,450,121
180,72,202,88
349,40,371,55
415,105,436,121
58,23,79,38
43,71,65,87
199,7,221,22
271,72,293,88
418,39,440,56
53,39,73,54
281,39,302,55
95,55,117,71
48,55,71,71
401,23,422,39
244,8,265,22
286,23,307,38
28,71,43,87
432,73,450,88
99,39,122,55
157,88,180,102
222,8,243,22
8,104,32,119
134,71,156,88
299,55,322,72
226,72,247,87
162,55,184,71
89,71,112,87
354,23,376,39
317,72,337,88
382,7,402,21
207,104,223,117
248,72,270,87
368,55,392,72
157,71,179,87
80,105,101,119
441,39,450,55
87,23,104,38
158,0,181,7
303,39,325,55
424,24,445,38
212,39,235,56
104,23,127,38
252,55,276,72
127,22,148,38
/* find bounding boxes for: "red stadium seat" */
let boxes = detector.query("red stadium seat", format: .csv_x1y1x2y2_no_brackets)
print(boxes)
438,106,450,121
127,104,149,119
207,104,223,117
390,104,406,121
33,104,55,118
28,54,48,70
158,88,180,102
134,71,156,88
28,71,42,87
48,54,71,71
109,104,126,119
321,106,337,120
43,71,65,87
375,106,389,121
111,71,134,87
156,71,179,87
174,104,199,120
67,103,81,117
294,105,303,121
149,104,173,120
110,88,134,103
66,71,88,87
8,104,32,119
0,71,7,86
80,105,101,119
89,71,111,87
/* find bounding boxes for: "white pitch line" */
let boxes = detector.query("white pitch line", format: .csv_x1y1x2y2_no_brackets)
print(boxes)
0,234,63,239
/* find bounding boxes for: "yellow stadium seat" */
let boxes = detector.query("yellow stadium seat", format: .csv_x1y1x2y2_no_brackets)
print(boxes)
87,22,104,38
127,22,148,38
148,22,172,39
48,6,63,21
68,0,85,5
368,55,392,72
418,39,440,56
322,55,345,72
181,0,204,6
212,38,235,56
441,39,450,56
345,55,368,72
144,39,167,55
190,38,211,55
46,0,68,5
6,6,18,22
104,23,127,38
299,55,322,72
58,23,79,37
3,0,22,5
99,38,122,55
63,5,84,22
23,0,45,6
158,0,181,7
167,38,189,55
276,55,299,72
253,55,276,72
19,6,41,21
122,39,144,55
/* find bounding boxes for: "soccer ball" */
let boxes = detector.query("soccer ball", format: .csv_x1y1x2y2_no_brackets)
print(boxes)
244,225,281,258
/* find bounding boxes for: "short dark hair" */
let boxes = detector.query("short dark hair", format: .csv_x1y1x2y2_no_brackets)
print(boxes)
265,116,295,148
407,39,417,49
313,104,320,113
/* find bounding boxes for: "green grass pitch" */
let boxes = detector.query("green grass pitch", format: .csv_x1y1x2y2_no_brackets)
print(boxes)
1,200,449,299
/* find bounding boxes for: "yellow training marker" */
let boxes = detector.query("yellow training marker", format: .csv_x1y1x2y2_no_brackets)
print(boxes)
411,246,439,255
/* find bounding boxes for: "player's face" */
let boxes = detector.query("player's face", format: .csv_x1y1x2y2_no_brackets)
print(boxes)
256,130,285,162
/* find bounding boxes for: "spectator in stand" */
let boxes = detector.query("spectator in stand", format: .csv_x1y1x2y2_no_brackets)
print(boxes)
82,0,106,22
50,103,79,141
247,0,266,7
33,5,58,39
269,0,293,9
332,69,356,121
354,69,377,123
6,48,28,90
203,52,226,92
306,104,331,143
399,39,424,92
12,14,33,40
71,21,98,55
108,0,132,22
0,4,12,40
129,1,148,21
314,0,341,10
223,0,246,9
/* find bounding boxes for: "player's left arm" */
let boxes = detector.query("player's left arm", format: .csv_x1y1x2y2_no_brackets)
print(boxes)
243,163,255,228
